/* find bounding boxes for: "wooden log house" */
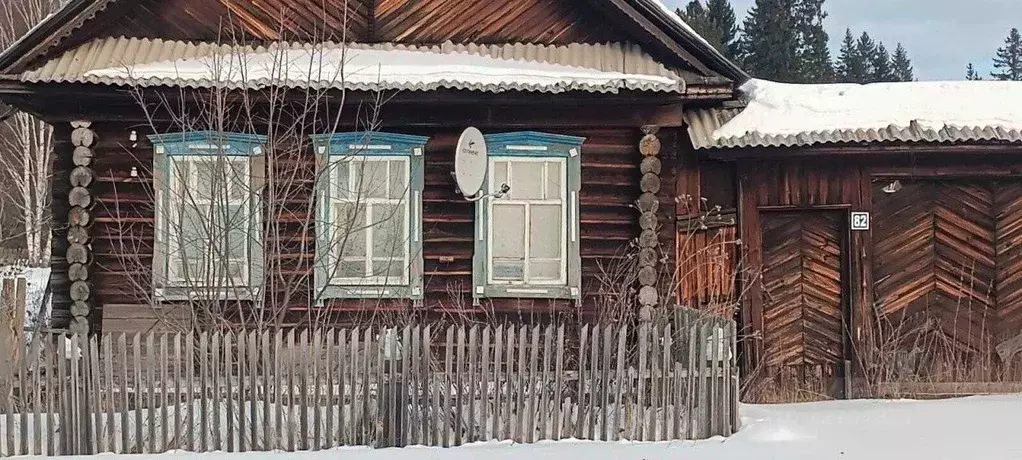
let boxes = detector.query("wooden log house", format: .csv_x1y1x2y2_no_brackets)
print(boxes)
0,0,746,334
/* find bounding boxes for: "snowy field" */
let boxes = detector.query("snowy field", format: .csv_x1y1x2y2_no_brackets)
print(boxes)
10,394,1020,460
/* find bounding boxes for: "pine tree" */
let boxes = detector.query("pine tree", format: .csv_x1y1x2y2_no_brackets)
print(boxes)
678,3,726,55
966,63,981,80
739,0,834,83
835,29,867,83
739,0,800,82
870,43,894,83
705,0,741,61
794,0,833,82
854,32,877,81
991,27,1022,81
891,43,914,81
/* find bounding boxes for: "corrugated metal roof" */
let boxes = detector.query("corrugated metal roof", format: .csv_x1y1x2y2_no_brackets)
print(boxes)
710,123,1022,148
689,79,1022,149
683,107,742,149
20,37,691,94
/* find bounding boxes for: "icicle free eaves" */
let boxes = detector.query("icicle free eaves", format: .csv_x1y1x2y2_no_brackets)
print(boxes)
77,43,685,94
705,78,1022,148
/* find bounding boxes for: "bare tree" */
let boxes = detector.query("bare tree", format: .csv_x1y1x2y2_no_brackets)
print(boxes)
95,15,425,333
0,0,59,266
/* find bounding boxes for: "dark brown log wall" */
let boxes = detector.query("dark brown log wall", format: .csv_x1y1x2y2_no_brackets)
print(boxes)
48,120,677,332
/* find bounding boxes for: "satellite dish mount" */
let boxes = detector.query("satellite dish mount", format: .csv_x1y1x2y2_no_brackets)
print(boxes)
453,127,509,201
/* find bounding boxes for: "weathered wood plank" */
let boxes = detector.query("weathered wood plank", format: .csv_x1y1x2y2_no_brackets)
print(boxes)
574,324,588,439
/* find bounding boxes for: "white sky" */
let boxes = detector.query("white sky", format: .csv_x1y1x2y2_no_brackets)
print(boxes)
669,0,1022,80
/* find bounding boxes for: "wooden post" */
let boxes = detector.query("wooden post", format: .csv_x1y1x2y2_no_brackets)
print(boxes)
68,120,96,335
638,125,662,323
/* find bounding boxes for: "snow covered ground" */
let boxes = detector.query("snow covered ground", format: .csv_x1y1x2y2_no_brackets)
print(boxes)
11,394,1021,460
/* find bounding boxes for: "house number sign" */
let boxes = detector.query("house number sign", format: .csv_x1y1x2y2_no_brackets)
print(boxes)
851,211,870,231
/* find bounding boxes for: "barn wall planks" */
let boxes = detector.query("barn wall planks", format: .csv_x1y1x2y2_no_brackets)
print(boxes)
47,118,675,331
728,153,1022,390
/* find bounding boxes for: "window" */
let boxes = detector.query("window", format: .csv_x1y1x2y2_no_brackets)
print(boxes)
473,132,584,303
312,132,427,300
150,131,265,300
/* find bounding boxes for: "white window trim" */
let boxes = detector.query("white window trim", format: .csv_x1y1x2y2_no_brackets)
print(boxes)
327,156,412,287
486,156,568,286
166,154,252,286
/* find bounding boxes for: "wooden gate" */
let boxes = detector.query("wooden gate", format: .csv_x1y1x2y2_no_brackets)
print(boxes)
759,211,846,400
872,179,1022,380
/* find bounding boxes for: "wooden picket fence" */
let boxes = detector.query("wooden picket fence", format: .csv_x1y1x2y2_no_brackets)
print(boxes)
0,310,738,456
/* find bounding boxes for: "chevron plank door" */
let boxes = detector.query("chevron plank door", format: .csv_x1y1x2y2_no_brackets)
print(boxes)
873,180,1000,380
761,211,845,400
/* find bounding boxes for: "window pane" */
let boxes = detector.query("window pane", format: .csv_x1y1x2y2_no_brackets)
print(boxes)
225,204,247,261
371,203,405,261
530,204,561,259
493,162,508,195
389,160,406,199
510,162,543,199
493,261,524,281
491,204,525,258
194,159,216,200
530,260,561,281
334,202,366,258
228,160,247,201
338,260,366,278
372,259,404,279
356,160,388,199
180,204,208,261
172,160,190,199
546,161,562,199
334,161,351,200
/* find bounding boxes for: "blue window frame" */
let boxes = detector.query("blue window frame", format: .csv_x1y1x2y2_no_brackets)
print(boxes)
311,132,427,301
473,131,584,304
149,131,266,301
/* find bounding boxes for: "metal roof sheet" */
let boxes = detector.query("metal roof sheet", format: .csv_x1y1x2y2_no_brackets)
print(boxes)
687,78,1022,149
19,37,691,94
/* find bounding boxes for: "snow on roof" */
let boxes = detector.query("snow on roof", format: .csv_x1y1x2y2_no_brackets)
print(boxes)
646,0,717,52
80,43,684,94
709,78,1022,148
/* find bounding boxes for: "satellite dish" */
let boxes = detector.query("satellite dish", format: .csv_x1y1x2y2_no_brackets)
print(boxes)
454,127,487,198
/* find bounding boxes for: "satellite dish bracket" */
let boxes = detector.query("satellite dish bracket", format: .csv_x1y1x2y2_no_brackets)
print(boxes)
451,171,510,201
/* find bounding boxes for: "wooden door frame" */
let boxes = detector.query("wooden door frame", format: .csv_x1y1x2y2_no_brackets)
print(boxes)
755,207,852,398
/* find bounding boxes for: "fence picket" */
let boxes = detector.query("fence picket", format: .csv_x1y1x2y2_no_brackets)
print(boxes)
0,311,737,457
17,331,27,456
236,332,246,452
574,324,588,439
480,326,490,441
311,330,321,451
173,333,181,452
225,332,235,453
553,325,564,440
410,326,421,445
540,325,552,440
503,327,514,441
186,331,196,452
47,334,57,455
466,325,477,443
247,331,258,451
491,325,503,441
442,326,453,447
325,330,334,449
340,328,350,446
400,325,412,447
613,325,626,441
117,334,128,454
